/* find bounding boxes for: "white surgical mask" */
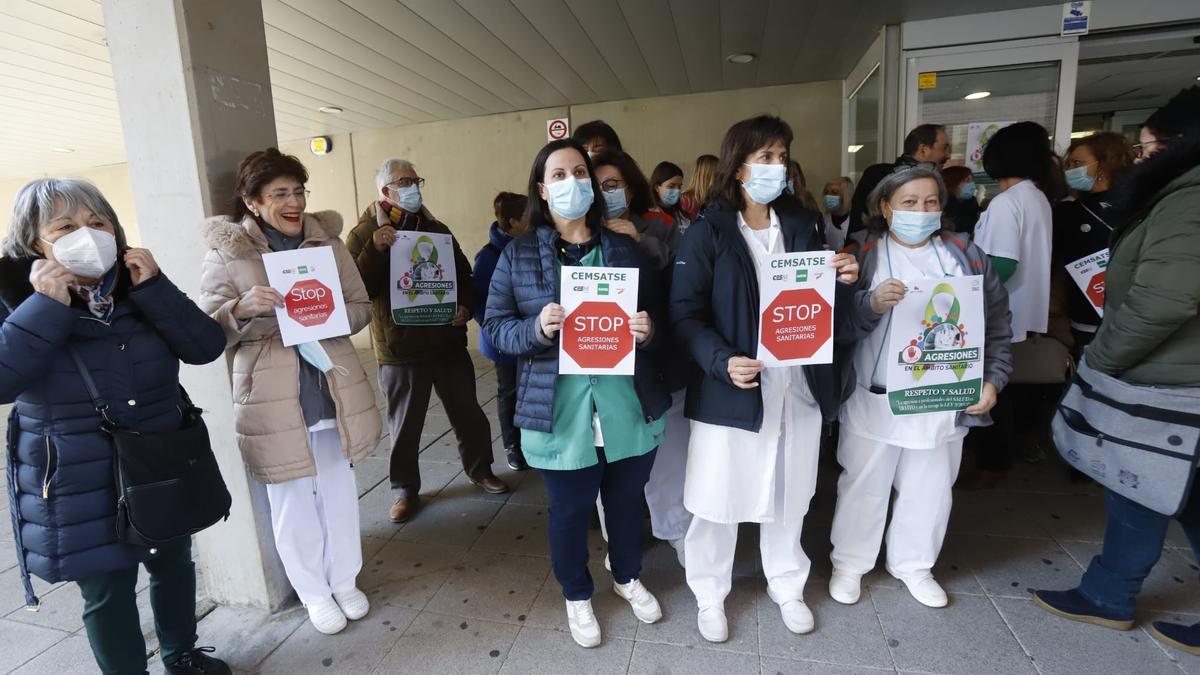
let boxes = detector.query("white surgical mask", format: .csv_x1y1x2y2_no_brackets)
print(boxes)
389,185,422,213
602,189,628,219
43,227,117,278
741,163,788,204
546,178,594,221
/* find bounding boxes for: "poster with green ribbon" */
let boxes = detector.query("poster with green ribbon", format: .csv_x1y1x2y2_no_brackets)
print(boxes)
885,275,985,415
390,231,458,325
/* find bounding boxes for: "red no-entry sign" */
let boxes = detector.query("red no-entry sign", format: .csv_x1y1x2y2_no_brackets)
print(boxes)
286,278,335,327
546,117,570,142
1086,270,1106,310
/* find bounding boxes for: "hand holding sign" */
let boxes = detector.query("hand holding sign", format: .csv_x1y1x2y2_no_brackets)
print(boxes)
233,285,285,320
539,303,565,338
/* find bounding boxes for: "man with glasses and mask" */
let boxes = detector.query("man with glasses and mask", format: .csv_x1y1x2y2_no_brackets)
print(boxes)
347,158,509,525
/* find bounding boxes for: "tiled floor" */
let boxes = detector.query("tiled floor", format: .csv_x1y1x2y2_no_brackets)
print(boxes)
3,350,1200,674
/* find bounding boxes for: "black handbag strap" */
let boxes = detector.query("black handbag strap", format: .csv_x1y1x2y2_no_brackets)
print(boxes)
68,346,115,427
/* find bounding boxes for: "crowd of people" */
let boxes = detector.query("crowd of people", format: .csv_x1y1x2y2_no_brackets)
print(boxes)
1,85,1198,673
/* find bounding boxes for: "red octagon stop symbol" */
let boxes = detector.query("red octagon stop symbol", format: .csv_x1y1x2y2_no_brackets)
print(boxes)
760,288,832,361
1086,271,1106,310
562,301,633,370
285,278,335,327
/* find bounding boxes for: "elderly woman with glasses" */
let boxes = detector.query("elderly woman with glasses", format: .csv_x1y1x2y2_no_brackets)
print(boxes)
198,148,380,636
1,178,230,674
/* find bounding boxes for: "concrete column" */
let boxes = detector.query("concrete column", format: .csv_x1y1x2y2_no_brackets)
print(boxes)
101,0,293,611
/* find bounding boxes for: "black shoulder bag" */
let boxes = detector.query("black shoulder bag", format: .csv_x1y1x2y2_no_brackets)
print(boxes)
69,348,232,546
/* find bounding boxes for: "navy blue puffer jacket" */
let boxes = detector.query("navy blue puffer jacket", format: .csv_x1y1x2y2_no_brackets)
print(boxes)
1,257,225,607
482,225,671,433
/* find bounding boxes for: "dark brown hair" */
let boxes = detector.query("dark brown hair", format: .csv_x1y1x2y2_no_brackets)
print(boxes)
232,147,309,220
941,165,973,196
649,161,684,216
592,150,653,216
712,115,794,211
493,191,528,231
1066,132,1134,187
524,139,606,230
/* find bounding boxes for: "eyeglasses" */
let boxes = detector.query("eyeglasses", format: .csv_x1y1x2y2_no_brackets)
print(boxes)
1132,139,1172,158
265,188,310,201
599,179,627,193
387,177,426,189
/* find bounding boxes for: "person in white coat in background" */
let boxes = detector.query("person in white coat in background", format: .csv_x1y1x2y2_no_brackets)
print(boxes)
670,115,863,642
829,166,1013,608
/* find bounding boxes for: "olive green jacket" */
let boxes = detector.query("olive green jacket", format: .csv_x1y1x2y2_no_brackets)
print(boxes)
1088,164,1200,386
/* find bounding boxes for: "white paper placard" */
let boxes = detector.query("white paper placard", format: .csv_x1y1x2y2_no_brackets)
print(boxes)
559,266,639,375
756,250,835,367
885,275,986,415
263,246,352,347
1066,248,1108,318
390,231,458,325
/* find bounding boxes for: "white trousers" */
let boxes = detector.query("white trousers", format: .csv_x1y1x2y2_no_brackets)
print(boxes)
597,391,693,543
829,430,963,578
265,427,363,606
685,516,809,608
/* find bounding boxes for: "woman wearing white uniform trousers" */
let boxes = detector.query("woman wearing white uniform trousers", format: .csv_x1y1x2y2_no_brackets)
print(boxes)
199,149,382,635
670,115,862,641
830,166,1012,607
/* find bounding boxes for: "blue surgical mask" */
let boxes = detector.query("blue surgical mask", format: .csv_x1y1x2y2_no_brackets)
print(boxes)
297,341,348,376
661,188,681,207
958,182,977,200
602,188,628,219
823,195,842,211
741,163,788,205
546,178,594,220
390,184,422,213
1065,165,1096,192
889,210,943,245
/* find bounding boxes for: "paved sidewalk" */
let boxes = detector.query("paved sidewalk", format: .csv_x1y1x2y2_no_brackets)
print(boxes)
3,351,1200,674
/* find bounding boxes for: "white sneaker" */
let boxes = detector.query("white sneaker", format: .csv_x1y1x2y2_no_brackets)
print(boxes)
777,599,815,634
306,597,347,635
566,599,602,648
669,538,686,568
613,578,662,623
829,569,862,605
894,572,948,608
697,605,728,643
333,588,370,620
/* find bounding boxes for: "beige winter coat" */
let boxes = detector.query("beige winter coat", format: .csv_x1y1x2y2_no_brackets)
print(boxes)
198,211,381,484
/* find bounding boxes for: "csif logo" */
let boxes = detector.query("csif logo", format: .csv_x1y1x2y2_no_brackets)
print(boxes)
598,283,610,296
795,269,808,282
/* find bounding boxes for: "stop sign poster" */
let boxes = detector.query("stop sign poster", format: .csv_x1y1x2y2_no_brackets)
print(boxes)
1065,248,1108,318
885,275,985,416
390,232,458,325
263,246,352,347
559,266,639,375
756,251,835,367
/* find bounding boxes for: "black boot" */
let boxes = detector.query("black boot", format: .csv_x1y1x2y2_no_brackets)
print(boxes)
506,446,529,471
165,647,231,675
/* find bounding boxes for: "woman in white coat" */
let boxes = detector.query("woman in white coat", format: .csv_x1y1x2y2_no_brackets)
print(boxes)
669,115,862,642
830,166,1012,608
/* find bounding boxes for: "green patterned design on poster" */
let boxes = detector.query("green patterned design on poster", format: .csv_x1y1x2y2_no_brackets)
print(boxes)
888,378,983,415
393,235,455,324
900,281,971,381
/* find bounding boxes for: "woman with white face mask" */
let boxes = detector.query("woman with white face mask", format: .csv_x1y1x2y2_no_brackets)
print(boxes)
0,178,231,674
829,165,1012,610
592,151,676,271
670,115,863,642
483,139,672,649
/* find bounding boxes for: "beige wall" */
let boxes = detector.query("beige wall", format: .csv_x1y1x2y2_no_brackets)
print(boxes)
0,163,141,246
278,133,359,232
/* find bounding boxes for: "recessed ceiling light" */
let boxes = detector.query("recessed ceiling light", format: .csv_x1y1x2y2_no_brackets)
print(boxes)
726,53,755,64
847,144,864,153
318,105,343,114
50,147,75,154
964,91,991,100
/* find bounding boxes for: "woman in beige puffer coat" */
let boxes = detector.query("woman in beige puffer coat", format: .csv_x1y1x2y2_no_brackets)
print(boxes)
198,148,381,636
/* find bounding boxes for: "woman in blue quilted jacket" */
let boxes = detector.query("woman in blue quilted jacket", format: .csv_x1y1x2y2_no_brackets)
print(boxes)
1,178,229,675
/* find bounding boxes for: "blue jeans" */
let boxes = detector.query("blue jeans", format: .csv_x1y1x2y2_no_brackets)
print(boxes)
1078,486,1200,615
540,447,657,601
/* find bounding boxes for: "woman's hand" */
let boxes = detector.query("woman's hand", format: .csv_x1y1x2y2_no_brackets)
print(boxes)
123,248,160,286
630,311,653,344
831,252,859,284
232,285,285,320
29,259,72,306
373,225,397,252
965,382,999,415
451,304,470,327
539,302,564,339
604,218,641,241
870,278,907,314
727,355,764,389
